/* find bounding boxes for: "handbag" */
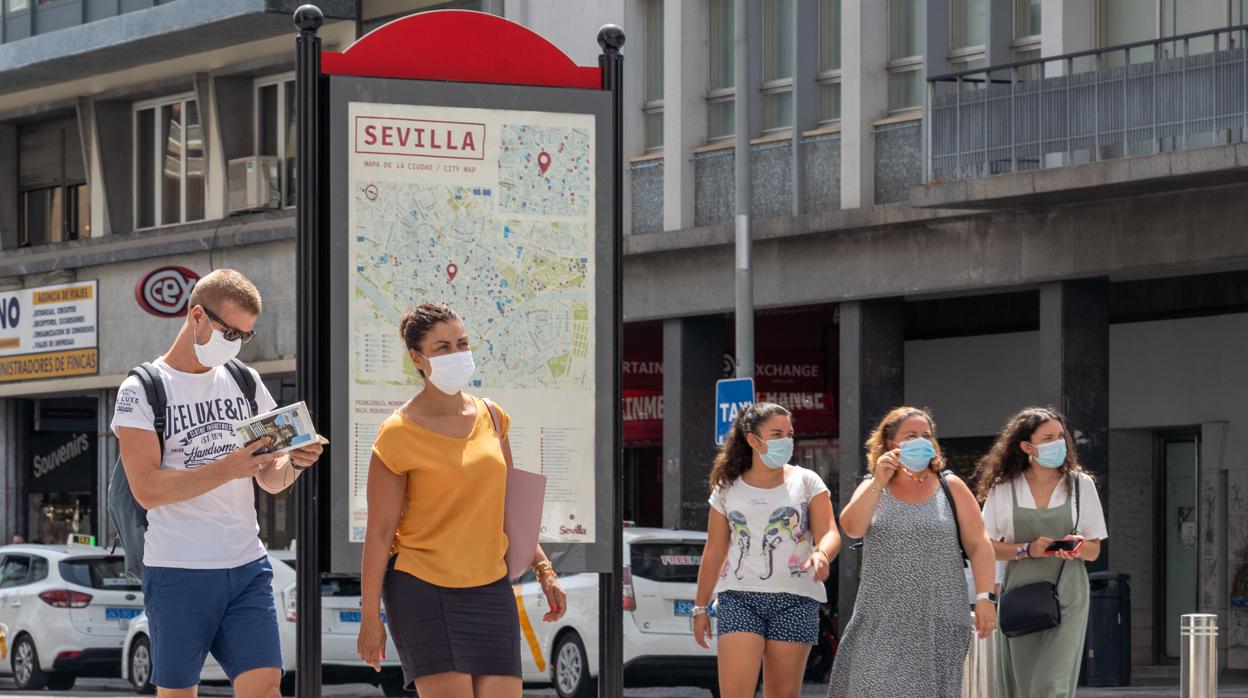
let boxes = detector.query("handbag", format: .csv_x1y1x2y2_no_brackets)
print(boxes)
482,398,548,582
998,473,1081,638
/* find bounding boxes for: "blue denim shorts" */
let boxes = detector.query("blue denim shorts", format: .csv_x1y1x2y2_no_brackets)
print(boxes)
142,557,282,688
716,590,820,644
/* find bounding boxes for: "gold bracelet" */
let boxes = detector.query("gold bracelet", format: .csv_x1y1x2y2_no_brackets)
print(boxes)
534,560,555,579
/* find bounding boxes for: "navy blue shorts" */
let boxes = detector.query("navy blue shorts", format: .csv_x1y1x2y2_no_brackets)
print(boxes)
142,557,282,689
715,590,820,644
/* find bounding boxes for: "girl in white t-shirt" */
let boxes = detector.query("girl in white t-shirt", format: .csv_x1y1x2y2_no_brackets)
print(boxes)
975,406,1109,698
692,402,841,698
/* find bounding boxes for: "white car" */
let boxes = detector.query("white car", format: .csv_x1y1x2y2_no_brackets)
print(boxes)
124,552,402,696
516,528,718,698
0,544,144,691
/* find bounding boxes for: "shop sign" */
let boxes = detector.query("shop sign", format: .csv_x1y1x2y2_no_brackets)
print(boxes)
0,281,99,384
27,432,95,494
135,266,200,318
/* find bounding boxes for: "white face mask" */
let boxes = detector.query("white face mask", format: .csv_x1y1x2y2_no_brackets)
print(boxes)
420,350,476,395
193,326,241,368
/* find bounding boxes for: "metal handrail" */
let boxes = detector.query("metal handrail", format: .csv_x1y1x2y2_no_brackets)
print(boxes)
929,23,1248,83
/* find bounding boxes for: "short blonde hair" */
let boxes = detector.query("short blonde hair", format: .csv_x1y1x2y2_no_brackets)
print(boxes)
864,406,947,475
188,269,262,316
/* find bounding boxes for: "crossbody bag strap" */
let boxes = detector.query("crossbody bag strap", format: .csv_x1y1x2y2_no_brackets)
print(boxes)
482,398,514,470
1053,473,1081,587
939,471,969,567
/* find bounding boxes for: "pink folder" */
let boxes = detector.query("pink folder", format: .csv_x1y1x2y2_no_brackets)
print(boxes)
483,399,548,581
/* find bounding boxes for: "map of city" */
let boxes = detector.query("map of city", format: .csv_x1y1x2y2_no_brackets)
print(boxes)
352,182,593,392
498,124,593,217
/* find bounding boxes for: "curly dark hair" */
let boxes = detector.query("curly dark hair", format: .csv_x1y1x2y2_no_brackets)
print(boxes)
708,402,793,492
399,303,460,377
973,406,1089,501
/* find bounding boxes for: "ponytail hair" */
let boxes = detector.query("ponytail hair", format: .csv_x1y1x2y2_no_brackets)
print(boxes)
708,402,792,492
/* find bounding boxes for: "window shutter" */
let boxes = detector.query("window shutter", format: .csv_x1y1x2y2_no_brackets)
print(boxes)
18,118,85,190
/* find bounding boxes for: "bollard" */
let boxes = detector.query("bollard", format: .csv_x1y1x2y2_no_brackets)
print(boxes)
1180,613,1218,698
963,613,997,698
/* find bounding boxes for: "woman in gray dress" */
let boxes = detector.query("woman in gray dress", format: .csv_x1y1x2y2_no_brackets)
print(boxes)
976,407,1107,697
827,407,997,698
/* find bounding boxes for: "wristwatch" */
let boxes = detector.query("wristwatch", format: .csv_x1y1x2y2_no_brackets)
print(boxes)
691,605,709,617
975,591,998,605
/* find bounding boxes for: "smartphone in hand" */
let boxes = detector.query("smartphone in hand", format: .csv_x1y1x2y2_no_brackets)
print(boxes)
1044,538,1084,555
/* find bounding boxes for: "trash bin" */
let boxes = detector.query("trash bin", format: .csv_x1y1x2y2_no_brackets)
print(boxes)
1082,571,1131,687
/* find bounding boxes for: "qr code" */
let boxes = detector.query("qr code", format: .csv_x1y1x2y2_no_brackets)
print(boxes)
352,527,366,542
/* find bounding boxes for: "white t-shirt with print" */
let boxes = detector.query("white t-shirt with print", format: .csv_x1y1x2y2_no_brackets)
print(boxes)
110,358,277,570
708,466,830,603
982,471,1109,544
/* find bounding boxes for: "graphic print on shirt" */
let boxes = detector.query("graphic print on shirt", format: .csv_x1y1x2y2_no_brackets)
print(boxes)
726,511,751,580
761,507,802,580
113,384,253,468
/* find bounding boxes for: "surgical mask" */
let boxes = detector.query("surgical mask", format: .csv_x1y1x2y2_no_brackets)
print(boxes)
755,437,793,470
899,437,936,471
1032,439,1067,469
421,350,476,395
193,326,241,368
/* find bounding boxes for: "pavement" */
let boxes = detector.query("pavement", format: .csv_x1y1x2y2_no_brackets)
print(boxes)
2,675,1246,697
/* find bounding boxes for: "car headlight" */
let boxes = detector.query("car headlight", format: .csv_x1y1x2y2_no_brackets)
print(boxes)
282,584,297,623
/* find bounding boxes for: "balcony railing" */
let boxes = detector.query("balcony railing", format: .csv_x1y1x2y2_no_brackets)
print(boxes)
926,25,1248,182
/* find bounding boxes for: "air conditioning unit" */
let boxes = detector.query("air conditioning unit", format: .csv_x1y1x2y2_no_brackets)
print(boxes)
228,156,281,214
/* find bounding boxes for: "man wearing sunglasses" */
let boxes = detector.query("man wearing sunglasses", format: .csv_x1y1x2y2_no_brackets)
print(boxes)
112,268,321,698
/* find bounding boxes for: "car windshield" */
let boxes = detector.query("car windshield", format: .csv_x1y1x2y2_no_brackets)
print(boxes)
629,541,703,583
59,557,141,591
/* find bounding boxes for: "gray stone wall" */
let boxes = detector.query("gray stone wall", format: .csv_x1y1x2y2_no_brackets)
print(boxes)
629,159,663,235
874,121,923,205
1109,429,1157,666
801,134,841,214
749,140,793,220
694,149,733,227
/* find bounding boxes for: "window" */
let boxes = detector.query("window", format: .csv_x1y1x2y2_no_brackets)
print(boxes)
707,0,735,139
6,0,30,11
0,556,30,589
1011,0,1042,78
256,76,298,207
135,95,205,228
888,0,924,112
16,119,89,248
643,0,664,151
762,0,795,131
951,0,987,50
818,0,842,122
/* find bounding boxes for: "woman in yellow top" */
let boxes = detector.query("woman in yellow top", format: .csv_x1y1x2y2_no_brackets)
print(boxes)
356,302,567,698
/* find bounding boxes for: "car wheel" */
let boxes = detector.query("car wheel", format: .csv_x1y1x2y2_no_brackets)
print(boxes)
552,632,595,698
11,634,48,691
380,674,408,697
279,672,297,697
46,672,76,691
129,635,156,695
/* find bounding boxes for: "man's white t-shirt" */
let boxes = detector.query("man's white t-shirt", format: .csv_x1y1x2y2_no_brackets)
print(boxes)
110,358,276,570
708,466,830,603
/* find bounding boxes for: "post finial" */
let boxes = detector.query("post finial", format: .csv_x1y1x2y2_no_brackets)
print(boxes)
294,4,324,33
597,24,625,54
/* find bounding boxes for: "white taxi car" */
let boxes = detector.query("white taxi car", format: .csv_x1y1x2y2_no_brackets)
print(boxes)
125,551,403,696
515,528,717,698
0,544,144,691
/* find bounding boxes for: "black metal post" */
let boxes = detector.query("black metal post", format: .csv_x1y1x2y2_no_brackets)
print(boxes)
294,6,323,698
597,24,625,698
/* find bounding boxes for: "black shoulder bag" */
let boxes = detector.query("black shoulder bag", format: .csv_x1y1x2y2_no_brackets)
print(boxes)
998,474,1081,638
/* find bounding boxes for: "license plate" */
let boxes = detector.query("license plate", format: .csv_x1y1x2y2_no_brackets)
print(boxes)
106,608,141,620
673,600,716,617
338,611,386,623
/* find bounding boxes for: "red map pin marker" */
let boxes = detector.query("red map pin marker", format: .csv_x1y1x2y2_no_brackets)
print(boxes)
447,263,458,282
537,150,552,175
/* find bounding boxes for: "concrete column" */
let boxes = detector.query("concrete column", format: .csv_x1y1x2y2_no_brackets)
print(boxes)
662,316,723,531
791,0,818,215
75,98,106,239
839,0,888,209
1041,0,1097,60
93,102,133,235
1039,278,1109,570
985,0,1014,66
837,298,905,625
97,389,117,544
0,399,16,539
925,0,951,78
0,124,17,250
661,0,708,231
194,73,225,220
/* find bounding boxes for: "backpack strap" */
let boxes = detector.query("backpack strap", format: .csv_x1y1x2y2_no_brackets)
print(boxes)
938,471,970,567
224,358,259,418
128,363,167,454
481,398,514,470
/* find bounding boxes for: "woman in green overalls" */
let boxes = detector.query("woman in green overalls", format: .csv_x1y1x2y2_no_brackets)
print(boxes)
974,407,1109,698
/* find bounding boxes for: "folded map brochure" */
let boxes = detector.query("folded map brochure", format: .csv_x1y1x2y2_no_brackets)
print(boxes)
233,401,328,457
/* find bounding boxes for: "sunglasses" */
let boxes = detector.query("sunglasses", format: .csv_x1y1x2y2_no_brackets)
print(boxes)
200,306,257,344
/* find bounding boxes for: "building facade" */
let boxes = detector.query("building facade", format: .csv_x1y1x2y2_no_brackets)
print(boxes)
2,0,1247,673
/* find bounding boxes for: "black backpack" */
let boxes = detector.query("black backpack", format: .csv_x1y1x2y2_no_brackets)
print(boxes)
108,359,258,580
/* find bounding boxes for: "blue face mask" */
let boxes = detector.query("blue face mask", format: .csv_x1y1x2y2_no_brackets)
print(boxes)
756,437,793,470
1032,439,1067,469
899,437,936,471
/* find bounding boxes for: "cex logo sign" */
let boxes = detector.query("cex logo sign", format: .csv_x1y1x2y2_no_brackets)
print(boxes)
135,266,200,318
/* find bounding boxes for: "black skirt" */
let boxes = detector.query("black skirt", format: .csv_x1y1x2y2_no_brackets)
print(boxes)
381,567,522,687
